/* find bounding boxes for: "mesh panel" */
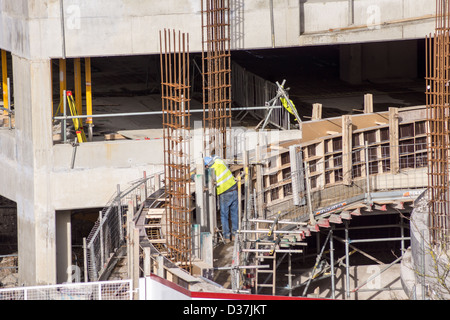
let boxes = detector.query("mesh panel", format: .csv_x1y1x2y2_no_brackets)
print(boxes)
0,280,132,300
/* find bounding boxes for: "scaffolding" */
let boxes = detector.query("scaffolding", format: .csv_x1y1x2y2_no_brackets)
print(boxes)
159,29,193,273
425,0,450,247
226,136,427,297
201,0,232,159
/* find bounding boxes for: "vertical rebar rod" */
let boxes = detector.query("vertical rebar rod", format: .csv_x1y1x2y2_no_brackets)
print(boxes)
426,0,450,247
160,29,192,273
201,0,232,158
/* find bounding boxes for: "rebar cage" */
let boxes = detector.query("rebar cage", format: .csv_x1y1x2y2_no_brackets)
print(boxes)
426,0,450,247
201,0,232,159
160,29,193,273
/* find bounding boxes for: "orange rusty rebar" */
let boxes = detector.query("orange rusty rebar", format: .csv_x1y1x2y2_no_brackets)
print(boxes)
159,29,193,273
201,0,232,159
426,0,450,247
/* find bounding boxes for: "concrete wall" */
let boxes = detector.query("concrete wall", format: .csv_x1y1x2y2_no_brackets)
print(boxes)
0,51,166,285
302,0,433,33
300,0,435,46
303,264,408,300
361,40,418,80
340,39,419,84
0,129,17,201
0,0,435,60
0,196,16,248
0,127,164,285
0,130,164,208
1,125,301,210
51,139,164,209
0,0,63,59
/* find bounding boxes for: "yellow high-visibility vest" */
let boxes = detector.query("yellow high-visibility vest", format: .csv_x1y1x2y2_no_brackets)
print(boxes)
211,157,236,195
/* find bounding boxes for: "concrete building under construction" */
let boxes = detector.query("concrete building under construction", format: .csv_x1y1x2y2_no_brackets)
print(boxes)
0,0,448,300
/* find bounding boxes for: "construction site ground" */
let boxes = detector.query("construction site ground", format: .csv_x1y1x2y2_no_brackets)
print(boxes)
212,241,236,289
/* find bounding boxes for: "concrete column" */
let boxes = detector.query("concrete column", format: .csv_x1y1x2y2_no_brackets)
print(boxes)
342,115,353,186
299,0,306,35
195,156,206,228
389,107,400,174
347,0,354,26
201,232,213,267
364,94,373,114
207,169,217,236
341,40,419,85
340,44,362,84
13,56,55,286
290,145,301,206
56,210,72,283
361,41,418,81
143,247,151,276
312,103,322,120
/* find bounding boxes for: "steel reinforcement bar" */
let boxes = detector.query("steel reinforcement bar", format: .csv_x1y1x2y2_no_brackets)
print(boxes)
426,0,450,247
160,29,193,273
201,0,232,159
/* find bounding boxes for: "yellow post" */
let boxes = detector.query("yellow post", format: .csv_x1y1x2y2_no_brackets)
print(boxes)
74,58,82,116
2,50,8,116
59,59,67,103
85,57,92,125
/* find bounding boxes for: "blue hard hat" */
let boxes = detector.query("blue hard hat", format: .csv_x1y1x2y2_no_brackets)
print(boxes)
204,156,213,166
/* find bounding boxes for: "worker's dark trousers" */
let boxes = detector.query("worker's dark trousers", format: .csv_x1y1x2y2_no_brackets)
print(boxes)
219,188,239,239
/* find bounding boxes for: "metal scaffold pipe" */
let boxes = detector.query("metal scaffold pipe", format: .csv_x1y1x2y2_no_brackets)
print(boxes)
53,106,279,121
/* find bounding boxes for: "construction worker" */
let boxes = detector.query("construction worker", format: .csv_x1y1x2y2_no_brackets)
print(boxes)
204,155,238,244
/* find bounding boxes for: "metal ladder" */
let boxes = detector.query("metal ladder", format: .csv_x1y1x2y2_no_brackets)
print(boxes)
255,241,277,295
